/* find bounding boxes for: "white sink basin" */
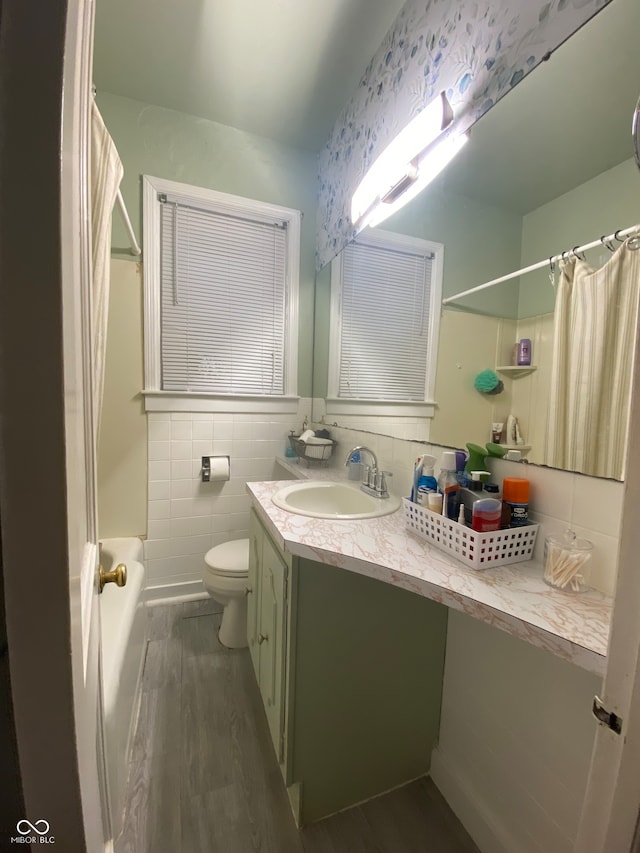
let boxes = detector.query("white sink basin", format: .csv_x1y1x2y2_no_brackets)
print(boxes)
272,480,401,519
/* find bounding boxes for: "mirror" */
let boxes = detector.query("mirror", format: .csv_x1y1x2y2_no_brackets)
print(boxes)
312,0,640,481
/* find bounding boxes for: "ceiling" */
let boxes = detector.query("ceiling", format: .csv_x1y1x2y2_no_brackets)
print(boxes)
94,0,639,212
93,0,406,152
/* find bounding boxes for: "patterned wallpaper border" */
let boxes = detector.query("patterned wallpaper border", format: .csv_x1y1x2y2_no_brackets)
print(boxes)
316,0,612,270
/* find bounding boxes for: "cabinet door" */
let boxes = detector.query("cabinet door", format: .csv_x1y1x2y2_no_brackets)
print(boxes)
247,510,262,677
258,533,288,761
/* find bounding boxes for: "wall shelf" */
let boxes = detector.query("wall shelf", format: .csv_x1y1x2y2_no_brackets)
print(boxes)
496,365,537,378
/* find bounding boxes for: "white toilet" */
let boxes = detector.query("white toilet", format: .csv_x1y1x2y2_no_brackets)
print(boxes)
202,539,250,649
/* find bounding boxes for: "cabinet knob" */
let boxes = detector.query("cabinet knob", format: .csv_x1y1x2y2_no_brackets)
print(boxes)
258,633,268,645
245,586,253,596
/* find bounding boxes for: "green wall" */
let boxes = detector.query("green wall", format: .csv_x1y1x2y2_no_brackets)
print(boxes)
519,157,640,318
97,91,318,396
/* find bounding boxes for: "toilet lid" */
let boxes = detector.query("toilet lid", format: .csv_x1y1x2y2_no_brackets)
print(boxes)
204,539,249,577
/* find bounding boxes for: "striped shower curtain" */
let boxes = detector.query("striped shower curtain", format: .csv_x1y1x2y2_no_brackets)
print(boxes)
91,102,123,441
545,241,640,479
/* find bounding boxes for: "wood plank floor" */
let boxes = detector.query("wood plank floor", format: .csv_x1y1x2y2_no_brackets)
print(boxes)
115,601,480,853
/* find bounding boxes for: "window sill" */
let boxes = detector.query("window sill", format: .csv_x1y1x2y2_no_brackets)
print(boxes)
325,398,436,418
143,390,300,414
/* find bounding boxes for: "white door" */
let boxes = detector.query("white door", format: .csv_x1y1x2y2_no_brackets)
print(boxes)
575,306,640,852
61,0,111,850
0,0,109,849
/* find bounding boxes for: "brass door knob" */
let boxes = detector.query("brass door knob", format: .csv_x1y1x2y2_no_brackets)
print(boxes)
99,563,127,594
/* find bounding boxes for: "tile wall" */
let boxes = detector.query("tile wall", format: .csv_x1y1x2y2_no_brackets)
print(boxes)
145,403,310,598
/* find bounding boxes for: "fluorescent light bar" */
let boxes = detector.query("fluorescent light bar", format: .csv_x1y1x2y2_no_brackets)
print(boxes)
351,92,468,230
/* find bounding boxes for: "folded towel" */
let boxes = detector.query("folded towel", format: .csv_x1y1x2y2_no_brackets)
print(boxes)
299,429,315,442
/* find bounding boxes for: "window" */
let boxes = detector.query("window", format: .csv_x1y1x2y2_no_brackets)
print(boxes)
327,228,443,417
142,176,300,413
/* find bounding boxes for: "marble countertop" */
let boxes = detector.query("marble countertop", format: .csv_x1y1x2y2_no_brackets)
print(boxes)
251,459,612,676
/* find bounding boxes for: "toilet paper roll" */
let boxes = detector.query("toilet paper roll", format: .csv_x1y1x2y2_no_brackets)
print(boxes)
207,456,230,481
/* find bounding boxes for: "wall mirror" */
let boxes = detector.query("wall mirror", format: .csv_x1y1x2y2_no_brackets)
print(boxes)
312,0,640,481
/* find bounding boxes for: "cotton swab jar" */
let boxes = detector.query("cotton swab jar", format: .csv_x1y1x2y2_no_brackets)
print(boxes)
543,530,593,593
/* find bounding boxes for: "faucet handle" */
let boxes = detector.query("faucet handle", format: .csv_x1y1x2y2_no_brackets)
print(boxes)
375,470,393,495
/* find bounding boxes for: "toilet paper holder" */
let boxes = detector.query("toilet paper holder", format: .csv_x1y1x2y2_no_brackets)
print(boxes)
201,455,230,482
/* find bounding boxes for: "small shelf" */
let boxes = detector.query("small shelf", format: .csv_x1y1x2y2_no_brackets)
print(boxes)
496,365,537,378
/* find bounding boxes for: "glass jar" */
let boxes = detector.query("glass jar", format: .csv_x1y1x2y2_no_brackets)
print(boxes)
543,530,593,593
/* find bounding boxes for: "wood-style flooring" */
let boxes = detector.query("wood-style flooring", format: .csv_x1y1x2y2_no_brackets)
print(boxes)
115,600,480,853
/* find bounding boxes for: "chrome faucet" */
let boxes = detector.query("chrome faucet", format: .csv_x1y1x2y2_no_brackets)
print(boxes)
345,446,391,499
345,445,378,470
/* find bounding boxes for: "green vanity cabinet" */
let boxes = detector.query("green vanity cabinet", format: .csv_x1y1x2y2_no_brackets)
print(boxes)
248,508,449,826
247,509,290,761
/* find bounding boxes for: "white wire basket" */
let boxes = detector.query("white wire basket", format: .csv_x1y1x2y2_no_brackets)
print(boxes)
403,498,539,570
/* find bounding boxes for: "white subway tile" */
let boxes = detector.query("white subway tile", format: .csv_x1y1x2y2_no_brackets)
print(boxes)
170,516,211,538
191,413,214,421
171,420,192,441
212,439,233,455
513,463,573,523
170,479,193,500
232,421,254,440
148,420,171,442
571,475,623,538
192,440,214,459
568,524,619,598
148,480,171,501
192,421,214,441
148,441,171,462
147,412,170,422
213,422,234,440
232,440,255,459
148,500,171,520
171,440,192,460
171,460,193,480
149,461,171,482
147,519,172,539
144,538,175,560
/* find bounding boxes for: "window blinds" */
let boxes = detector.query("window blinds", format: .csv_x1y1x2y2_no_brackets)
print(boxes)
339,240,434,401
160,199,287,394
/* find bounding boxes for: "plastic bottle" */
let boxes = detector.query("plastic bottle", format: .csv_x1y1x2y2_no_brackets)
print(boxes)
438,451,460,520
517,338,532,366
458,473,484,525
417,456,438,499
471,498,502,532
502,477,530,527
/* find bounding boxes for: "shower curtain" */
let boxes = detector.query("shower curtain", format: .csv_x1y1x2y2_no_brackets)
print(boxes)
545,241,640,479
91,102,123,439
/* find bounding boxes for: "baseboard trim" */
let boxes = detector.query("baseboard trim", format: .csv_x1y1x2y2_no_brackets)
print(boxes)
145,580,208,607
430,747,521,853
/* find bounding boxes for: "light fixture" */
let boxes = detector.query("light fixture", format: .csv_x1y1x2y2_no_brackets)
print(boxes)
351,91,469,230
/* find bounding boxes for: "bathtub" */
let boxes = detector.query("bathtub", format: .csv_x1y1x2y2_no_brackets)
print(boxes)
99,537,147,842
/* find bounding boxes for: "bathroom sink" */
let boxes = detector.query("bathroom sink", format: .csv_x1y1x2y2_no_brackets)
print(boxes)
272,480,401,519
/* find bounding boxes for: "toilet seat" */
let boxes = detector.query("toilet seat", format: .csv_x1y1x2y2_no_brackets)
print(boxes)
204,539,249,578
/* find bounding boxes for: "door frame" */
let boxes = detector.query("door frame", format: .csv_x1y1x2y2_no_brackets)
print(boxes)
2,1,640,851
0,0,105,849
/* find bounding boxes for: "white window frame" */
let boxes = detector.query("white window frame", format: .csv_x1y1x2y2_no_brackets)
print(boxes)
326,228,443,418
142,175,301,413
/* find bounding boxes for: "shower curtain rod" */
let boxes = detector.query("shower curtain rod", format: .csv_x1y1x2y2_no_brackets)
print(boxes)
442,223,640,305
91,85,141,256
116,189,142,256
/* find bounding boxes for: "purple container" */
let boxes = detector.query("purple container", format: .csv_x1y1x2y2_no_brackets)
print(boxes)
517,338,532,366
